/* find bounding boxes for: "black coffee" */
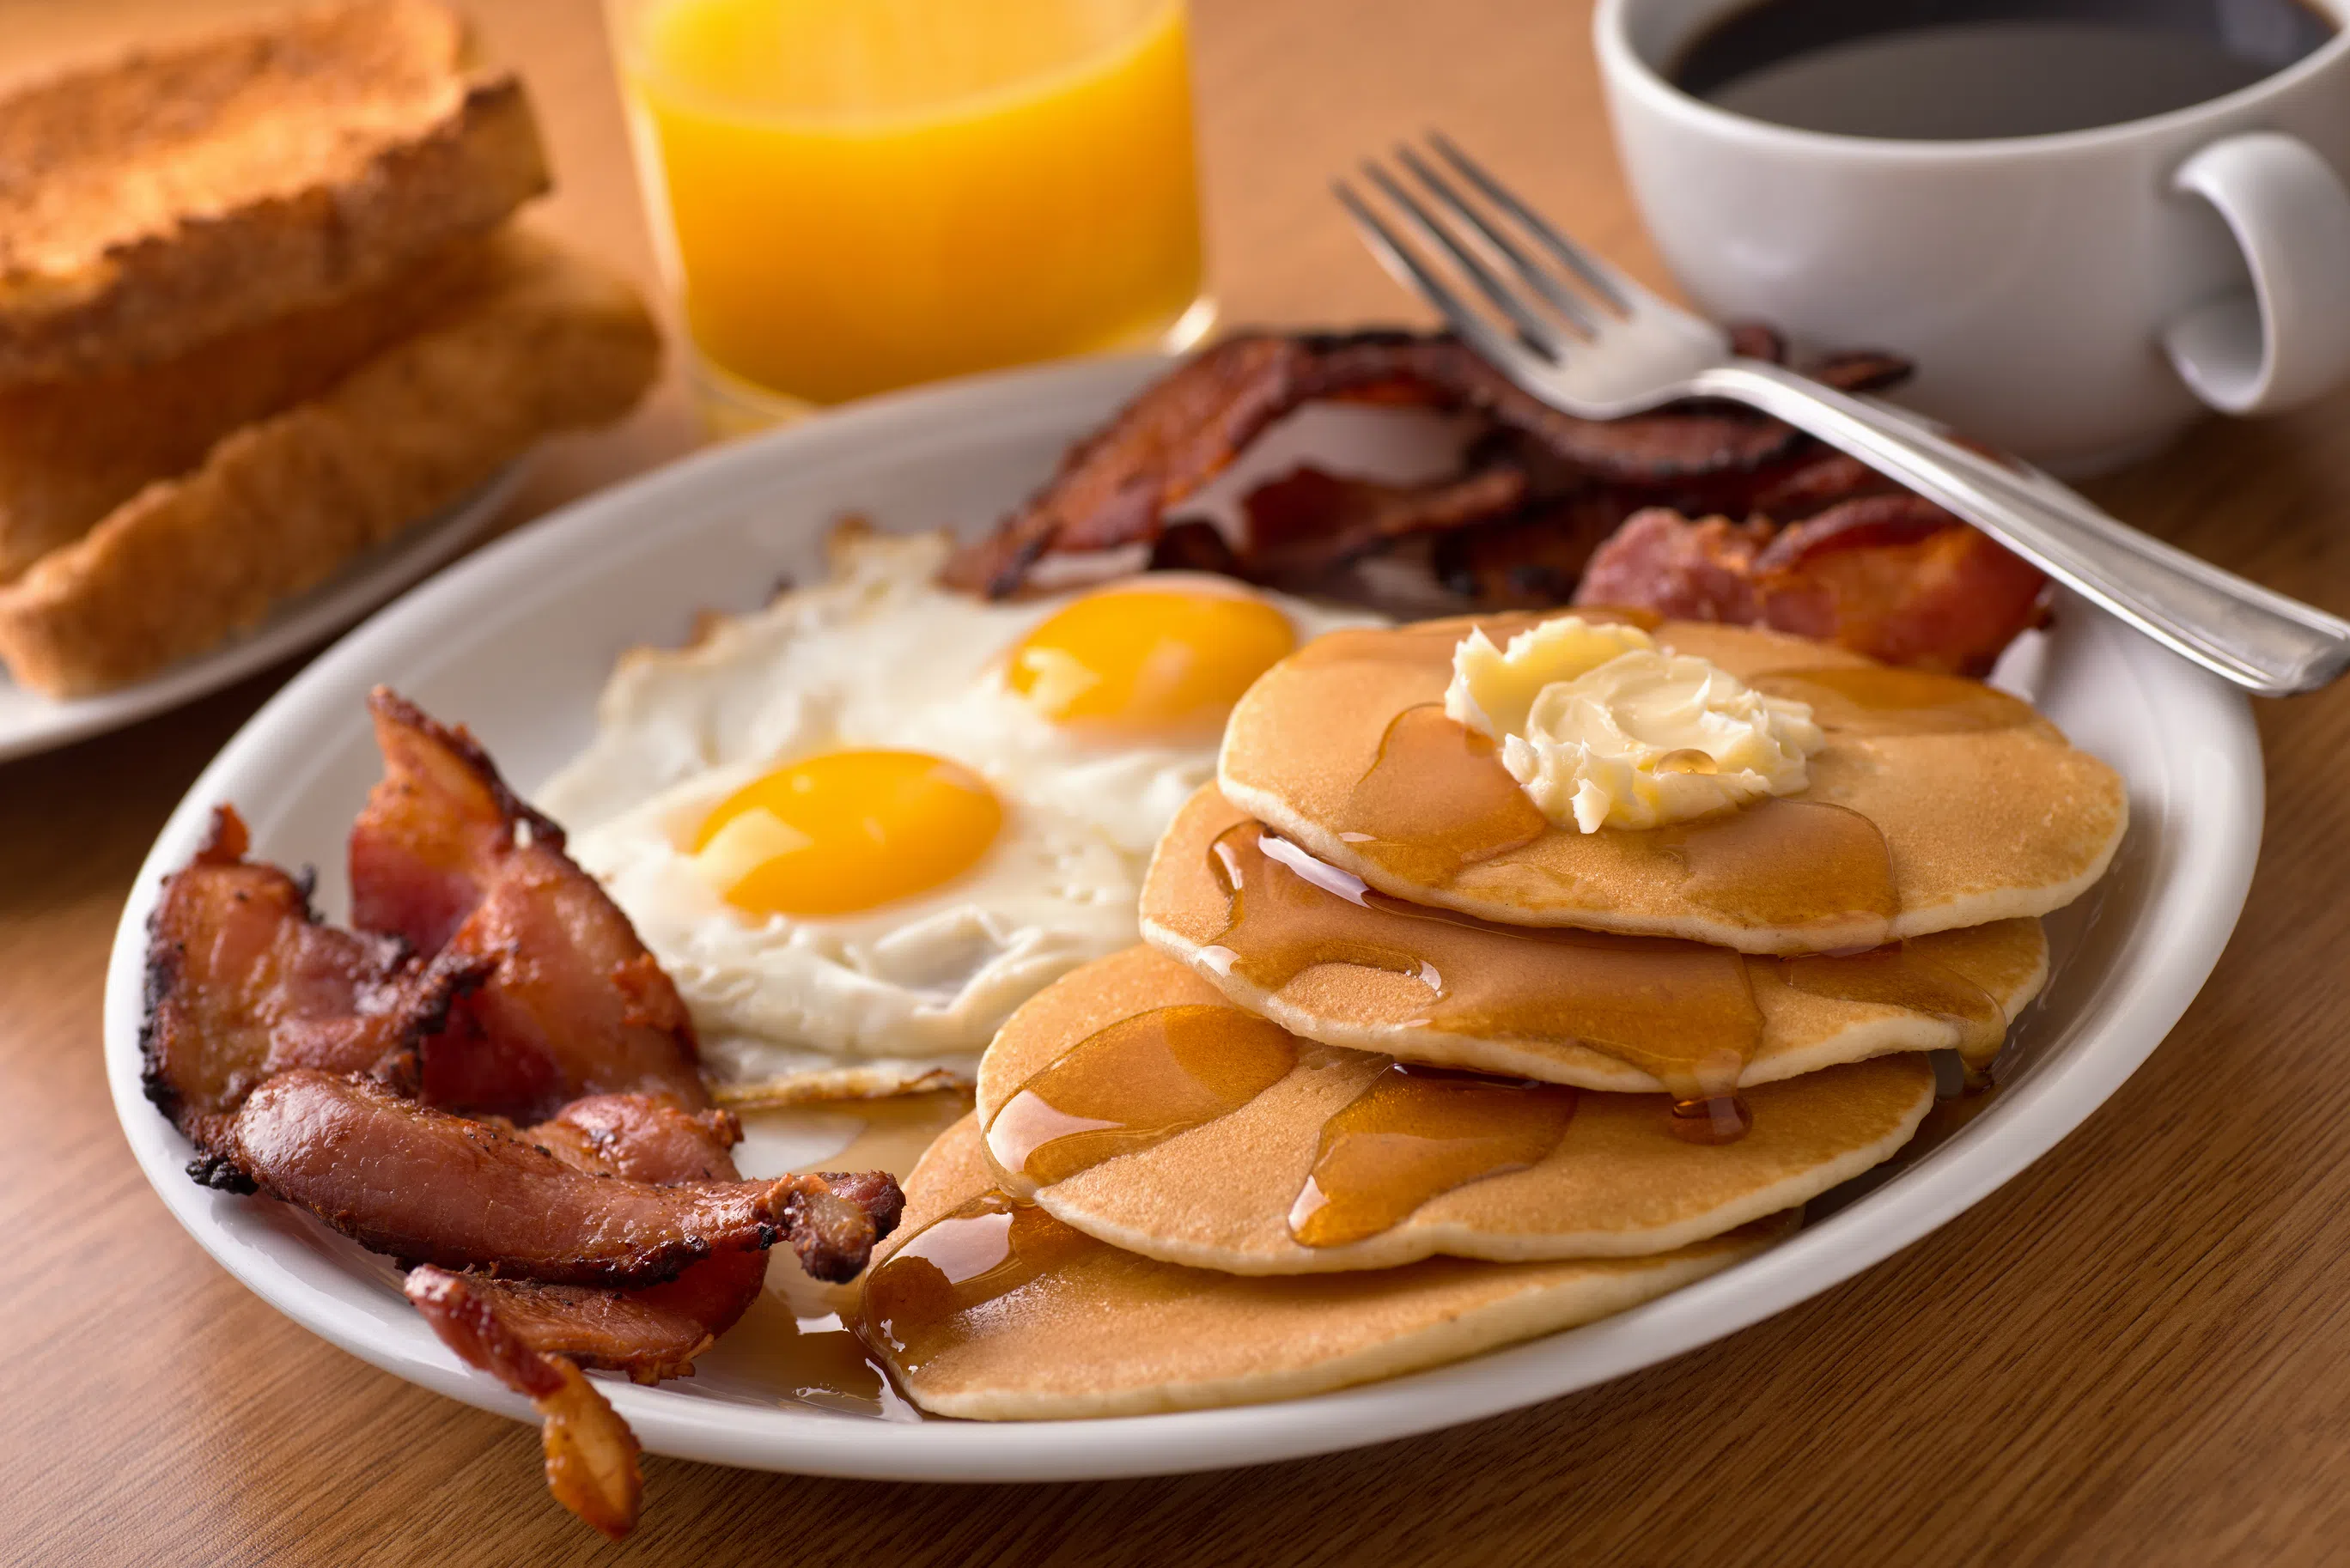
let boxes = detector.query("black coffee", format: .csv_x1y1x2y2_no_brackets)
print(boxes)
1673,0,2336,139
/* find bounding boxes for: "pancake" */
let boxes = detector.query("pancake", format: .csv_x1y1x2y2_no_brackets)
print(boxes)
971,948,1933,1274
1218,615,2128,954
1141,785,2048,1093
859,1113,1788,1419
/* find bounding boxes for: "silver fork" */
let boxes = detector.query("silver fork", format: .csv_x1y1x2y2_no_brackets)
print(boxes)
1336,132,2350,698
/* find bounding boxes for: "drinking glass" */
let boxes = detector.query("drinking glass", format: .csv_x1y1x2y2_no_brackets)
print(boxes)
606,0,1212,431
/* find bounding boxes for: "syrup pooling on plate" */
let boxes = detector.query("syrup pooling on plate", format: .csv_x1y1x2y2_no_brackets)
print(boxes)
1781,946,2008,1081
1288,1062,1578,1249
1200,822,1764,1102
1752,666,2041,737
984,1004,1298,1185
857,1191,1099,1375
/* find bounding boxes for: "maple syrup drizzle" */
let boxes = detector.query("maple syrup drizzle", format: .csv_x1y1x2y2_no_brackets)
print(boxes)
1339,703,1549,883
1753,666,2036,737
984,1005,1298,1185
856,1191,1098,1375
1288,1061,1578,1248
1201,823,1763,1103
1644,797,1899,936
1669,1092,1755,1145
1781,945,2007,1083
1329,683,1900,938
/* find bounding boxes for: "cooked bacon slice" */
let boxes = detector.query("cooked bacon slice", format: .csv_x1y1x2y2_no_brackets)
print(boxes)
141,805,464,1150
405,1267,644,1540
143,692,912,1539
1574,508,1775,624
527,1093,746,1184
1430,492,1640,608
942,330,1896,597
209,1070,878,1287
350,689,706,1122
1812,349,1913,396
400,1088,904,1537
1233,464,1531,584
1739,451,1903,521
347,691,558,955
402,1096,902,1385
417,1271,727,1384
1574,498,2046,674
423,1097,761,1383
1751,495,2050,675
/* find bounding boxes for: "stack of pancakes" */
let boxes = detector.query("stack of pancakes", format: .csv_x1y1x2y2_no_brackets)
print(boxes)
860,614,2128,1419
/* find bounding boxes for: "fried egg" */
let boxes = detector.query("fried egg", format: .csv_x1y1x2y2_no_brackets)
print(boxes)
537,526,1380,1100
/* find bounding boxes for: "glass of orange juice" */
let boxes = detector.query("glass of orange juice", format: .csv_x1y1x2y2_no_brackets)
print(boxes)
606,0,1210,429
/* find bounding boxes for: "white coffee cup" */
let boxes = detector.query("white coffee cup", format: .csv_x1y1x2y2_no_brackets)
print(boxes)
1594,0,2350,471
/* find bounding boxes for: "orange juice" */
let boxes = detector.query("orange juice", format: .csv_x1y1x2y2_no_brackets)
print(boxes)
612,0,1208,414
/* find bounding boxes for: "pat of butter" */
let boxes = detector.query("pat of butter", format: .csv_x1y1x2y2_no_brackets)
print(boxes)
1443,617,1824,833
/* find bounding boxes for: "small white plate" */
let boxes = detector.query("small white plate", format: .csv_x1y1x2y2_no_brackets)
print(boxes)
0,465,523,764
103,356,2261,1482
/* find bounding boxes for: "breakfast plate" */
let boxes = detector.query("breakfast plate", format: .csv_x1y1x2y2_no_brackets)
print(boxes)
0,465,524,765
104,355,2259,1481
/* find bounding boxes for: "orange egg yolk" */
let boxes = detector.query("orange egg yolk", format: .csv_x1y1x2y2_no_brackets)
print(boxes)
691,750,1002,917
1005,585,1296,734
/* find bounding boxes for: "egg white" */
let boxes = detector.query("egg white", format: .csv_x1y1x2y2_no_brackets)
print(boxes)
538,527,1381,1077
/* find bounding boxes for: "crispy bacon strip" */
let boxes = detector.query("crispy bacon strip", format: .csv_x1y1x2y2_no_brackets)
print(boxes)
350,689,706,1122
399,1091,899,1540
405,1267,644,1540
409,1097,902,1382
1429,493,1641,608
1575,498,2047,674
944,330,1900,597
1229,463,1531,585
143,692,911,1539
1739,450,1904,522
210,1070,875,1287
1751,495,2051,675
419,1273,727,1383
1574,508,1775,624
141,805,461,1150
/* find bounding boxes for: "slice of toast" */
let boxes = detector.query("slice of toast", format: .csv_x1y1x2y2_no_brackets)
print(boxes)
0,235,501,585
0,228,661,697
0,0,549,387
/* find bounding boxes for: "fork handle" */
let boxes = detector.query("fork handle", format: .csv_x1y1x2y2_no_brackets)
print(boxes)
1691,359,2350,696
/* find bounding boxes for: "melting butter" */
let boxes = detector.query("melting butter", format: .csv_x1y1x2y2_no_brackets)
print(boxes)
1444,616,1825,833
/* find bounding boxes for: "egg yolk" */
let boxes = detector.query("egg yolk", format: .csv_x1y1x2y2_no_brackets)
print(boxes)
691,750,1002,917
1005,585,1297,734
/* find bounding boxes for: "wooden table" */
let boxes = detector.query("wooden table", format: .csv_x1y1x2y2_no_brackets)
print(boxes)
9,2,2350,1562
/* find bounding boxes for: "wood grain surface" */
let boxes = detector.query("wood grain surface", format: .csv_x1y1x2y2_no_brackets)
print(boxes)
7,1,2350,1563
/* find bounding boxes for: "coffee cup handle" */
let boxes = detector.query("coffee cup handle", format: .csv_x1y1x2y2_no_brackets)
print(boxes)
2163,131,2350,416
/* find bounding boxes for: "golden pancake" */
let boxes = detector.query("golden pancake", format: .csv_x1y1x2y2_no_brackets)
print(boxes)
860,1114,1789,1419
972,948,1932,1274
1141,785,2047,1094
1218,615,2127,954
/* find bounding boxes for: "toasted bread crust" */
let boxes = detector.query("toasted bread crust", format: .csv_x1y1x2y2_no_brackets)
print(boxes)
0,235,502,584
0,229,660,696
0,0,549,386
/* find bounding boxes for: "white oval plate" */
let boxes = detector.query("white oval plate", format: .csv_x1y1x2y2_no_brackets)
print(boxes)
104,356,2260,1482
0,465,523,765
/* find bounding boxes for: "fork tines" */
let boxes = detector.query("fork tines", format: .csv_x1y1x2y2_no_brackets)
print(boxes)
1333,131,1647,367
